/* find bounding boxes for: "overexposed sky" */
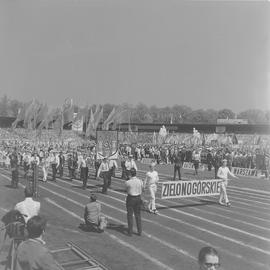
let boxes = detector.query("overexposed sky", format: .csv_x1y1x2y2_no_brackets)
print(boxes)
0,0,269,112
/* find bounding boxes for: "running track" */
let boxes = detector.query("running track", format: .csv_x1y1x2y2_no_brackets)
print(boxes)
0,165,269,270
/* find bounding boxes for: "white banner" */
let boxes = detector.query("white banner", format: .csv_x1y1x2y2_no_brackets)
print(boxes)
231,167,259,178
182,162,205,171
161,179,221,199
72,116,83,132
141,158,155,165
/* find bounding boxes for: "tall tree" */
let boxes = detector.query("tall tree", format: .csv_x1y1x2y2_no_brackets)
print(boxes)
217,109,235,119
238,109,267,124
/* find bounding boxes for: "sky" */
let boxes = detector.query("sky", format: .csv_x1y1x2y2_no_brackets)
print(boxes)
0,0,269,113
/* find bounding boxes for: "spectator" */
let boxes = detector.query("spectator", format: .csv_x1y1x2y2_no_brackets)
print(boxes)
15,215,60,270
198,246,220,270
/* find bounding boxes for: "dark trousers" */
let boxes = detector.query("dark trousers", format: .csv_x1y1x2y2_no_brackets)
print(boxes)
126,195,142,235
68,168,75,179
81,167,89,189
52,164,57,181
108,168,114,187
214,166,219,179
11,170,19,188
58,166,64,178
126,170,131,180
173,165,181,180
102,171,110,194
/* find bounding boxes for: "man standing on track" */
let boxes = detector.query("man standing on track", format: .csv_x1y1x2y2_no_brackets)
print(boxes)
50,151,59,181
108,158,118,188
144,162,159,214
172,150,182,180
97,157,110,194
78,153,89,190
217,159,238,207
125,155,138,180
125,168,143,236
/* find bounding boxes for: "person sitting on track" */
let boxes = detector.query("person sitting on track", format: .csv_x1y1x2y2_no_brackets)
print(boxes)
15,215,60,270
198,246,221,270
83,194,105,232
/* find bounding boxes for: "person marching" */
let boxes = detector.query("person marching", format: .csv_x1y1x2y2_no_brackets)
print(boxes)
125,168,143,236
97,157,110,194
78,153,89,190
58,151,65,179
217,159,238,206
172,150,182,180
50,151,59,181
193,150,201,176
144,162,159,214
108,158,118,188
67,153,76,180
125,155,138,180
41,152,50,182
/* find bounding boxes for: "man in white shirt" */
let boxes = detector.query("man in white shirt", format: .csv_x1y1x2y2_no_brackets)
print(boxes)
217,159,238,206
144,162,159,214
108,159,118,187
50,151,59,181
14,187,41,223
125,168,143,236
97,157,110,194
125,155,138,180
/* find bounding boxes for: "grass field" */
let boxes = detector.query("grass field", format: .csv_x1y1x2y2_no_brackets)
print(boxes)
0,163,269,270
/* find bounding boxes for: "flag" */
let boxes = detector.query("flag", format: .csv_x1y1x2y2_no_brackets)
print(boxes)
85,108,95,137
62,98,74,125
23,99,38,128
11,102,30,129
93,106,103,129
111,107,128,130
256,136,261,145
102,107,116,130
202,133,206,146
232,134,238,145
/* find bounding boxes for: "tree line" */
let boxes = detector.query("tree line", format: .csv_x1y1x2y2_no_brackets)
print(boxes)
1,95,269,125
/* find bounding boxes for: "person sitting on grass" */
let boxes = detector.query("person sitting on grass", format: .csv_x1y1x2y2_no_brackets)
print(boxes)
84,194,106,232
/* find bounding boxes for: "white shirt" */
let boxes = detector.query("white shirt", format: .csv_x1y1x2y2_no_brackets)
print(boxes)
125,159,138,171
97,161,110,177
126,177,143,196
109,159,118,169
144,170,159,187
217,166,236,181
30,156,40,166
14,198,41,223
